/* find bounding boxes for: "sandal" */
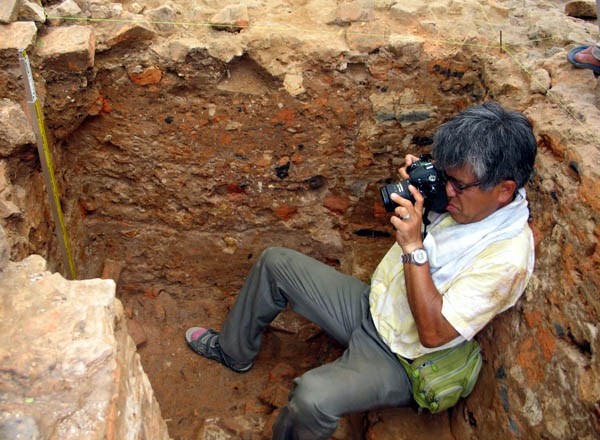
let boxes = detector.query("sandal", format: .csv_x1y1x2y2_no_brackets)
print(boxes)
567,45,600,75
185,327,253,373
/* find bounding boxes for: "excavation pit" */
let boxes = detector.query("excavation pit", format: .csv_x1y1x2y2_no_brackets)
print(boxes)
1,1,599,439
57,45,488,440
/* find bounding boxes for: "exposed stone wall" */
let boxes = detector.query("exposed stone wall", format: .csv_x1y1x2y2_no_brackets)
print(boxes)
0,0,599,439
0,253,170,439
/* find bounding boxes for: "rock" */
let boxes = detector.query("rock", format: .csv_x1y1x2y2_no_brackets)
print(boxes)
390,0,426,22
370,91,397,122
396,105,437,127
333,0,374,24
0,21,37,53
283,72,306,97
0,99,36,157
36,25,95,72
0,226,10,270
323,193,351,214
0,199,21,219
270,308,313,334
564,1,597,18
387,34,424,64
0,0,19,24
18,1,46,23
210,4,249,32
145,4,177,33
87,0,123,19
530,68,551,94
199,415,267,439
346,22,386,53
128,2,144,14
0,255,169,439
45,0,84,23
127,65,163,85
105,20,157,49
0,413,40,440
152,37,207,63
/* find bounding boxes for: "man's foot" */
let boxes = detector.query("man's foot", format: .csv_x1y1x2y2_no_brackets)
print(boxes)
185,327,253,373
567,45,600,74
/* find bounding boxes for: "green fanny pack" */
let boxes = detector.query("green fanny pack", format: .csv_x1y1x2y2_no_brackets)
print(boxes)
398,339,483,413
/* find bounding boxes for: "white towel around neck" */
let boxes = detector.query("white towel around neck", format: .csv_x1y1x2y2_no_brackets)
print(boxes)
424,188,530,290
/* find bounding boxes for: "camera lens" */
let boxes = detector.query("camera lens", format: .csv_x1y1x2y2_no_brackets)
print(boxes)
379,180,414,212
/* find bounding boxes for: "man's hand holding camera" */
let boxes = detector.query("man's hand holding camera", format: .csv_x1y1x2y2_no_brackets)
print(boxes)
390,154,425,254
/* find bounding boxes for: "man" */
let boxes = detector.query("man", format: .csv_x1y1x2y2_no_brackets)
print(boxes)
185,102,537,439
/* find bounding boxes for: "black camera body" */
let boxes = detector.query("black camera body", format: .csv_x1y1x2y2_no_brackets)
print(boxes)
380,155,448,213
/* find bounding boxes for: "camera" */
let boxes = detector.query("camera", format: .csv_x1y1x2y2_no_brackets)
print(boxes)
379,154,448,213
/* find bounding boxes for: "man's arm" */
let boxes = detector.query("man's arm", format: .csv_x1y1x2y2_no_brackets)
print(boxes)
389,187,459,348
402,250,459,347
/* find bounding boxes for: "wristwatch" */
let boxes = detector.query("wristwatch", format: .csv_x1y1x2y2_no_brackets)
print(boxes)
402,248,428,266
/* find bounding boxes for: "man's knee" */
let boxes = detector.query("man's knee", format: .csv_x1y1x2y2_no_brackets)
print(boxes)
286,374,338,436
260,247,295,272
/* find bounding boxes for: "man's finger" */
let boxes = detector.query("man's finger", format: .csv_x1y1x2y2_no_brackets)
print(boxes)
390,192,412,209
408,185,424,213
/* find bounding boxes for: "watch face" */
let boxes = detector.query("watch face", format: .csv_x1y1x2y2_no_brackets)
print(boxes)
413,249,428,265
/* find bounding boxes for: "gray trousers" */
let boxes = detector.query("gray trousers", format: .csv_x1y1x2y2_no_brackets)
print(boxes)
219,247,412,440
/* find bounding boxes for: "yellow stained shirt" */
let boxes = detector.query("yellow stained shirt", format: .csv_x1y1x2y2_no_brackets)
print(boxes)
369,223,534,360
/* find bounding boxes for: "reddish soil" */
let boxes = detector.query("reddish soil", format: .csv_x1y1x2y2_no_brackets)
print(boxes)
121,288,348,439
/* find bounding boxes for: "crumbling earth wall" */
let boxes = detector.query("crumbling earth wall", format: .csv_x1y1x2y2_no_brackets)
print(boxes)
0,246,169,439
1,0,599,439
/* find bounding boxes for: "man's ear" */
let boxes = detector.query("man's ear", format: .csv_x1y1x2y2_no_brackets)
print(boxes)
497,180,517,204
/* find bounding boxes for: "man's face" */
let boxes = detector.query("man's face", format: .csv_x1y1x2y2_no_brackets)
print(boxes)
443,166,512,224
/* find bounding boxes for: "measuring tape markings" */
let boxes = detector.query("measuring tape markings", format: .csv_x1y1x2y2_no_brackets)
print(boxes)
18,49,77,279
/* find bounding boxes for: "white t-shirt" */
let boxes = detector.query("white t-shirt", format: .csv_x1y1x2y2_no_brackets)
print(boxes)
369,221,534,360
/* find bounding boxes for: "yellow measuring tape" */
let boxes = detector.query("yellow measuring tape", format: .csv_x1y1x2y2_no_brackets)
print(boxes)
18,49,77,279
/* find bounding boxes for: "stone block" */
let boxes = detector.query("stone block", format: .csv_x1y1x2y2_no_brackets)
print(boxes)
106,20,157,48
145,4,177,33
396,105,437,127
387,34,424,63
153,37,207,63
88,0,123,19
45,0,84,23
0,0,19,24
0,254,170,439
283,72,306,97
0,99,36,157
530,68,551,95
127,65,163,85
199,415,267,439
0,226,9,269
210,4,249,32
18,1,46,23
36,25,95,71
390,0,426,22
565,0,597,18
0,21,37,53
334,0,374,24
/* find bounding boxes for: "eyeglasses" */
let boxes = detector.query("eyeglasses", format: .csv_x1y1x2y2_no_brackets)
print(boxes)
442,172,481,194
